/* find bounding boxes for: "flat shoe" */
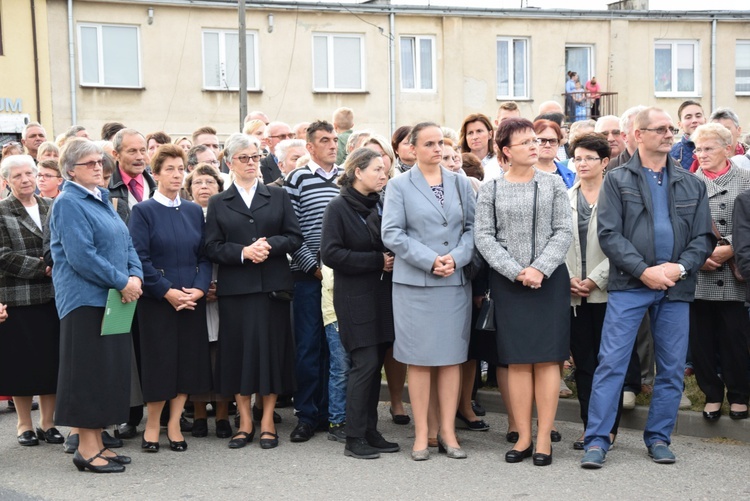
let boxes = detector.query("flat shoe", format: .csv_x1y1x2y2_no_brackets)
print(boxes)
550,430,562,442
455,411,489,431
389,407,410,425
141,432,159,452
533,447,553,466
17,430,39,446
729,408,749,420
573,439,584,450
505,431,519,443
192,418,208,437
215,419,233,439
259,431,279,449
228,430,255,449
36,427,64,444
505,442,533,463
167,435,188,452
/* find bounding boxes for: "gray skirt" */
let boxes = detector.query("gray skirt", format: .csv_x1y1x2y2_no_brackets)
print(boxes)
392,283,471,366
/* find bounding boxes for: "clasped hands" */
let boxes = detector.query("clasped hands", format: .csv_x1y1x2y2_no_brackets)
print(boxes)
640,263,681,290
383,253,394,272
120,276,143,303
516,266,543,289
243,237,272,264
431,255,455,277
164,287,204,311
570,277,597,297
700,244,733,271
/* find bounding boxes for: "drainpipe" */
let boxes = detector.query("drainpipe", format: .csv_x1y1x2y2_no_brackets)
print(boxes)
389,10,396,136
30,0,42,123
68,0,77,124
710,18,716,112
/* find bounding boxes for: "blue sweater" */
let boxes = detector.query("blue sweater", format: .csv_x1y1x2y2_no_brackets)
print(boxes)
50,182,142,319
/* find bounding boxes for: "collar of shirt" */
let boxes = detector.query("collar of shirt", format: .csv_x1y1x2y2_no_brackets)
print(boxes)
153,190,181,208
119,167,143,189
308,159,339,180
234,179,258,208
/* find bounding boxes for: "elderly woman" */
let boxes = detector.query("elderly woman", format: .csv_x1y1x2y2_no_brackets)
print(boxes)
321,148,399,459
0,154,60,448
689,123,750,421
128,144,212,452
460,114,501,182
50,138,143,473
534,120,576,188
475,118,573,466
205,133,302,449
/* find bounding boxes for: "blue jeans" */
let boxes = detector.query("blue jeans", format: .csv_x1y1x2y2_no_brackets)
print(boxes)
292,280,329,427
584,288,689,451
325,321,351,425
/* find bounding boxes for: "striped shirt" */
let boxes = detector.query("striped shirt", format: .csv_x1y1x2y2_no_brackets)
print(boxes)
283,164,340,274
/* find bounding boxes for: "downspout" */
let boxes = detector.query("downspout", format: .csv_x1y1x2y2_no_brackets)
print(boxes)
68,0,77,124
710,18,716,112
389,9,396,136
30,0,41,123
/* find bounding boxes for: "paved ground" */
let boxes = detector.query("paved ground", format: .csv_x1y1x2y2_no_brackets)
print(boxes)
0,400,748,501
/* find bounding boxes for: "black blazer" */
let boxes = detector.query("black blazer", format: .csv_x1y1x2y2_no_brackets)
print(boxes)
260,155,282,185
204,182,303,296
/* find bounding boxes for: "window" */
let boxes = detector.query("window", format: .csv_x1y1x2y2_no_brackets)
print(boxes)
78,24,141,88
312,33,365,92
400,36,435,92
654,40,700,96
565,45,594,85
202,30,259,91
496,37,528,99
737,41,750,95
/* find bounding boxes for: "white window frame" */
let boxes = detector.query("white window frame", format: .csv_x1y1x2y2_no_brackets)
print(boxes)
77,23,142,88
653,39,701,98
565,44,595,85
312,33,366,93
736,41,750,96
496,37,530,100
399,35,436,93
201,29,260,91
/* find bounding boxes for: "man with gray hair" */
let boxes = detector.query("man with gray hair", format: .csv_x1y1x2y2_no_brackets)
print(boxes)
710,108,748,169
595,115,626,158
608,105,647,169
109,128,156,225
21,122,47,160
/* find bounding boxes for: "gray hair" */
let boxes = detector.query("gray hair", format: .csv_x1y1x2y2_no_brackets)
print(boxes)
187,144,211,168
223,132,260,162
22,122,46,140
64,125,87,139
59,138,103,181
620,105,647,135
710,107,741,128
37,141,59,158
275,139,306,164
346,130,371,154
691,123,732,148
0,154,37,180
594,115,620,132
112,128,145,153
569,120,596,143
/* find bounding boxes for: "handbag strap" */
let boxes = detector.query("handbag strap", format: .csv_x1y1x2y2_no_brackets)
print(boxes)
531,180,538,259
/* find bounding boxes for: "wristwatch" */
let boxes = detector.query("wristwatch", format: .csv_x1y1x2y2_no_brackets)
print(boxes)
678,264,688,281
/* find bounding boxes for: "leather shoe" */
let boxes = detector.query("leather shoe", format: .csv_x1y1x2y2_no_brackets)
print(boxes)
505,442,533,463
259,431,279,449
455,411,489,431
36,427,65,444
505,431,519,443
471,400,486,417
17,430,39,446
228,429,255,449
290,422,314,443
252,405,282,424
729,408,749,420
550,430,562,442
102,431,123,449
533,447,553,466
192,418,208,437
389,407,411,425
100,447,131,465
117,424,138,439
73,450,125,473
703,409,721,421
141,432,159,452
179,416,193,432
64,432,79,453
216,419,233,438
167,435,188,452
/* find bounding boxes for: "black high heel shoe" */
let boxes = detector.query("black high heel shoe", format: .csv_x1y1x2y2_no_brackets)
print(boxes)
141,432,159,452
73,450,125,473
533,446,553,466
505,442,533,463
167,434,188,452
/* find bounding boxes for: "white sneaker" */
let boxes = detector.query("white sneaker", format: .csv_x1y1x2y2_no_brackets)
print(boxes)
622,391,636,410
679,391,692,410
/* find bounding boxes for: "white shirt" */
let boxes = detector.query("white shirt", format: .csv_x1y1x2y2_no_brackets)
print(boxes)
308,159,339,180
153,190,182,208
481,155,503,183
235,179,258,208
84,186,103,202
24,203,42,230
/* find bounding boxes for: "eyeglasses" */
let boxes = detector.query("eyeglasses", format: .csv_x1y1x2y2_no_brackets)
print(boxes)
74,159,103,169
538,138,560,146
268,133,295,140
37,173,61,179
599,130,621,137
694,146,721,155
640,126,679,136
509,138,541,148
233,154,261,164
573,156,602,164
192,179,218,187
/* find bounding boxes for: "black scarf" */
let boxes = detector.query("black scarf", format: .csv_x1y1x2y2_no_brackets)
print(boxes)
340,186,386,252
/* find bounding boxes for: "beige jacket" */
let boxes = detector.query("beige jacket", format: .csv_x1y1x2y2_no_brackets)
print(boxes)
321,264,337,326
565,181,609,307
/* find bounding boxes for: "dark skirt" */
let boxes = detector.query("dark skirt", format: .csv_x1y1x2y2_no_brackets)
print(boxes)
492,264,571,365
137,297,212,402
55,306,131,428
0,301,59,396
216,293,296,397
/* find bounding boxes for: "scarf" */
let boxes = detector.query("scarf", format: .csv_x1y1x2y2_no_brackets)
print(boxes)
340,186,386,252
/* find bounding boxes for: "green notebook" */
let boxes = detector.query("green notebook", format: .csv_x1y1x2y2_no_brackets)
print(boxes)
101,289,137,336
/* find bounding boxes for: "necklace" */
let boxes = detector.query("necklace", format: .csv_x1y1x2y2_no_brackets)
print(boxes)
643,167,665,186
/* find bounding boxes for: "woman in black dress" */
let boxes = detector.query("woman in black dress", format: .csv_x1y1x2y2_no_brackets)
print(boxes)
321,148,400,459
205,133,302,449
128,144,213,452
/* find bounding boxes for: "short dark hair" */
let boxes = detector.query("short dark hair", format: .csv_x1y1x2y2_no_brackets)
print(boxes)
533,119,563,141
37,159,61,175
408,122,441,147
570,133,611,161
150,144,186,175
391,125,412,159
101,122,125,142
533,112,565,126
187,144,211,168
494,117,535,163
146,131,171,146
677,100,703,121
185,163,224,196
459,114,495,158
306,120,335,143
338,147,382,188
192,126,217,143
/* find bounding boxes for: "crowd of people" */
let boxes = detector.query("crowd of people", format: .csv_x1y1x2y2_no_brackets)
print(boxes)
0,97,749,473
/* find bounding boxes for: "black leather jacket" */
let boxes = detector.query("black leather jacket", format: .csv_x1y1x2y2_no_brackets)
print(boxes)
108,164,156,224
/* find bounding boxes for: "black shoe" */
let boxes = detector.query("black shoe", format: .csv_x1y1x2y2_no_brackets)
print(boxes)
505,442,533,463
227,401,238,415
455,411,490,431
228,430,254,449
551,430,562,442
215,419,232,439
729,408,749,420
8,400,39,412
471,400,486,417
252,405,282,424
389,407,411,425
275,395,293,408
573,438,584,450
117,424,138,439
141,432,159,452
102,431,123,449
234,413,240,428
365,430,400,453
703,410,721,421
533,447,553,466
328,423,347,443
192,418,208,437
64,432,79,453
17,430,39,446
344,437,380,459
36,427,64,444
506,431,519,443
259,431,279,449
180,416,193,432
167,435,188,452
315,420,329,432
73,450,125,473
100,447,131,465
290,422,315,443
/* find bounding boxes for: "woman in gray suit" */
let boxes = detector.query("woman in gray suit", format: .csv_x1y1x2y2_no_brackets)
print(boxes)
382,122,475,461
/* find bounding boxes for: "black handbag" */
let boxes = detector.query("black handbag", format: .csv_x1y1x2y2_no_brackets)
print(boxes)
475,290,495,332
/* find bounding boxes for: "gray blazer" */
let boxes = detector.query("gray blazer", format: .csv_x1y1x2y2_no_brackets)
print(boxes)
382,166,475,287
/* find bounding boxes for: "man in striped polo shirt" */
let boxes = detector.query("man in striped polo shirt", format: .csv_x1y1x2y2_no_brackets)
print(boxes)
284,120,341,442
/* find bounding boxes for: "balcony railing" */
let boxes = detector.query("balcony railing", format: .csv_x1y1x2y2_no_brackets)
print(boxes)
561,91,619,123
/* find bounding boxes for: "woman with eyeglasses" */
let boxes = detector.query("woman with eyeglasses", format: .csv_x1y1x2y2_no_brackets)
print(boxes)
475,118,573,466
533,120,576,189
205,133,303,449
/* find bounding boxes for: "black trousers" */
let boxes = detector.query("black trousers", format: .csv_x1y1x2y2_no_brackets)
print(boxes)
570,300,623,433
345,342,388,438
689,299,750,405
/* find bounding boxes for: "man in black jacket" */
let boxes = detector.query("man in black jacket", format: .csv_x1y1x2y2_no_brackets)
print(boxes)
581,107,714,469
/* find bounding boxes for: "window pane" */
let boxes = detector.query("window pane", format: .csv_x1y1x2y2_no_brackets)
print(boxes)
513,39,526,97
737,43,750,93
203,32,220,88
246,34,256,89
400,37,415,89
101,26,139,86
655,44,672,92
224,33,240,89
676,43,694,92
566,46,590,84
313,36,328,89
80,26,99,84
496,40,509,96
332,37,361,89
419,38,433,90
